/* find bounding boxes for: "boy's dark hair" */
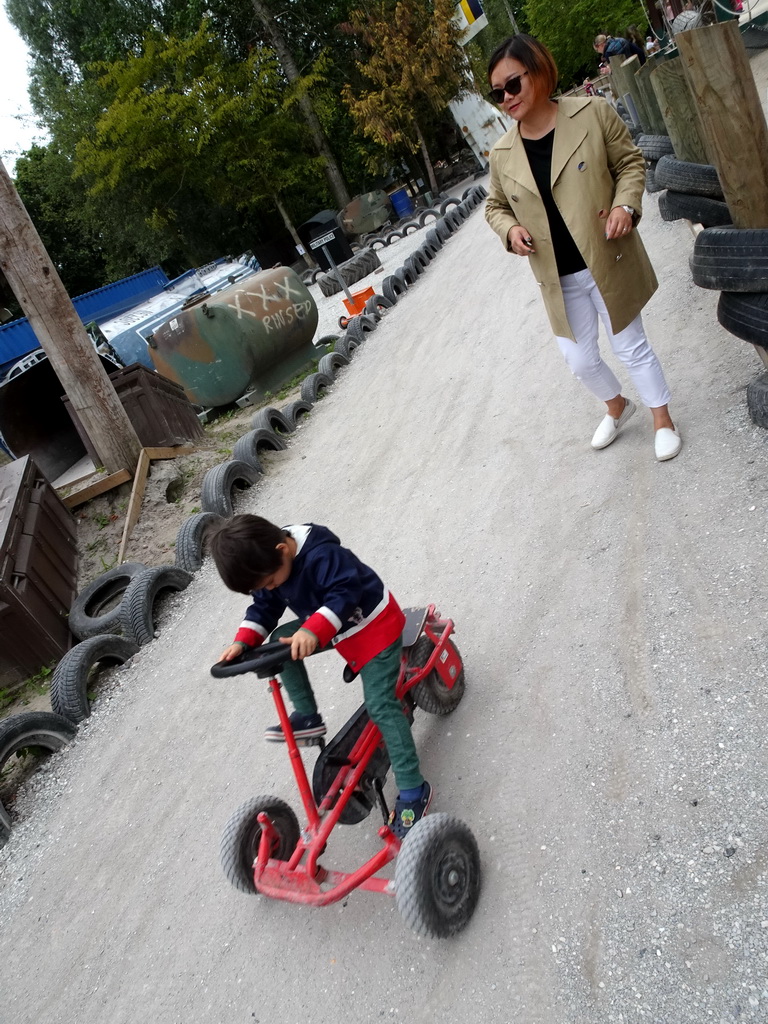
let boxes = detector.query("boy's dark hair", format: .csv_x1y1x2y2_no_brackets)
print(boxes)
208,514,287,594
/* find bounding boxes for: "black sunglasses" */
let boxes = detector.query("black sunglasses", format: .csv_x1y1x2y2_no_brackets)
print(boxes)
488,71,529,104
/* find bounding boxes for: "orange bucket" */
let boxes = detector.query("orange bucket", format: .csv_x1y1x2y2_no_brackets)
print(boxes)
342,286,375,316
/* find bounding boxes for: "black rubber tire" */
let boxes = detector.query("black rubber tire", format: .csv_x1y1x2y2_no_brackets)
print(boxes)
345,316,368,345
233,428,286,470
310,269,323,284
414,245,433,267
382,273,406,305
658,190,731,228
300,371,333,404
370,236,387,250
654,155,723,199
201,460,261,517
0,712,78,846
318,351,350,378
400,263,418,286
384,230,403,244
747,372,768,429
175,511,223,572
407,634,466,715
220,795,300,894
318,272,343,297
419,238,438,260
50,634,139,723
645,165,663,194
333,331,361,360
439,196,461,214
282,399,312,429
434,217,452,243
717,290,768,347
315,332,340,347
68,562,148,641
444,208,463,232
417,207,439,227
690,227,768,292
401,220,419,235
363,293,394,319
472,184,488,200
250,406,293,435
120,565,193,646
638,134,675,161
425,227,443,251
461,186,476,200
395,813,481,938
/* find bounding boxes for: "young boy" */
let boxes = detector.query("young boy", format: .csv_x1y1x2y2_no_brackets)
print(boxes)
210,514,432,839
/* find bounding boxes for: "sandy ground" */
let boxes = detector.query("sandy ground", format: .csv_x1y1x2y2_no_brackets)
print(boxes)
2,54,768,1024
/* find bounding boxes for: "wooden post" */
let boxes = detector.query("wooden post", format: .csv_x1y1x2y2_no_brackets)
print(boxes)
650,57,711,163
677,21,768,229
0,161,141,474
610,56,649,132
635,59,668,136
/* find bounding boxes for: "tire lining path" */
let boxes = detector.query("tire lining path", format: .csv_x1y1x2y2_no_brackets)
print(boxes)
2,148,768,1020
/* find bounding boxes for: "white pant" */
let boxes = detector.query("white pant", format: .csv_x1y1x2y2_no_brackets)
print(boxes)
554,268,671,408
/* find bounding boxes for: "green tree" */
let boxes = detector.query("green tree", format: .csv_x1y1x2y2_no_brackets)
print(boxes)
75,23,326,270
12,144,108,295
523,0,646,87
341,0,473,195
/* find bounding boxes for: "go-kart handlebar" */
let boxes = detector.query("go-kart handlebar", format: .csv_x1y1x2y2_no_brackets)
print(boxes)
210,640,296,679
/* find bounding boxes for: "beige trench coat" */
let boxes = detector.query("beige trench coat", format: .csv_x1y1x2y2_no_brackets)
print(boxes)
485,96,658,340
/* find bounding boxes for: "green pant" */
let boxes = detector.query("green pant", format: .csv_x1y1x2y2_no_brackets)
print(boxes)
270,620,423,791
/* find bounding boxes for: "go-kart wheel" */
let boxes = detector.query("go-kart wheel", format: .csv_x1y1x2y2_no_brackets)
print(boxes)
407,634,465,715
220,796,300,894
395,813,481,938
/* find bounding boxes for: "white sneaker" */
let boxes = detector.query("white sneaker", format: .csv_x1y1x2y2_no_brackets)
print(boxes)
591,399,636,450
655,427,682,461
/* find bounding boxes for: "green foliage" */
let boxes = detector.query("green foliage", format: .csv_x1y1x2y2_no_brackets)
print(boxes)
13,145,108,296
523,0,647,87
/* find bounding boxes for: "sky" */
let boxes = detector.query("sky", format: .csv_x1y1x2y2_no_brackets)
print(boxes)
1,6,49,174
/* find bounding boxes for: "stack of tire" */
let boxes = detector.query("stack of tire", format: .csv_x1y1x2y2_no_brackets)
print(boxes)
690,223,768,428
354,191,481,252
650,153,731,230
378,186,487,306
316,247,381,297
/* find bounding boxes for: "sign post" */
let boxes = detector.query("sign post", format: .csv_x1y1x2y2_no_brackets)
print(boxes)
309,232,355,305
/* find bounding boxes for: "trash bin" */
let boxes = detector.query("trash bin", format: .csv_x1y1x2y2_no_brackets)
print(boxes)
388,187,415,220
298,211,354,272
0,456,77,685
62,362,205,463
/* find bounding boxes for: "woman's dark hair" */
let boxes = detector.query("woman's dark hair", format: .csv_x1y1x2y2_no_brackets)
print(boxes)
208,514,287,594
487,34,559,103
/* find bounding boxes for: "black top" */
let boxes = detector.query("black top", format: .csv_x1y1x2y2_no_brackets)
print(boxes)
521,129,587,277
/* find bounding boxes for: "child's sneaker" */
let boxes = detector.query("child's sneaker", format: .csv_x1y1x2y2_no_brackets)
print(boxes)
264,711,327,743
388,781,433,840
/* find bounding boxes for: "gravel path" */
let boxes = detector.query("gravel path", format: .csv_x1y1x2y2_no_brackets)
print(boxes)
2,106,768,1023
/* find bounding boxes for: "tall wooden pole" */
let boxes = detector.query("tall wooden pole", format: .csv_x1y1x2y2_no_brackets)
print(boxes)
677,21,768,229
650,57,711,164
0,160,141,475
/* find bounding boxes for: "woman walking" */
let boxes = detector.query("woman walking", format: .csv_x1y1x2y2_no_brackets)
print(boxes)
485,34,681,461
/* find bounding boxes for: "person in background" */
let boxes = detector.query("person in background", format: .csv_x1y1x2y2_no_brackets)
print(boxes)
485,33,681,462
594,32,646,66
625,25,648,52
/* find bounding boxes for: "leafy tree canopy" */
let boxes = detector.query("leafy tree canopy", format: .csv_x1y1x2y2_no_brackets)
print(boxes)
341,0,472,179
523,0,647,87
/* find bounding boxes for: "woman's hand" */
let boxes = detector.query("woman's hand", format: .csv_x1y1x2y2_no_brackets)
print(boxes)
601,206,633,240
507,224,536,255
279,629,318,660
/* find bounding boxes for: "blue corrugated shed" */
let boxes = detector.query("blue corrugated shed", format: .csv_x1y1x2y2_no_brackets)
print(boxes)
0,265,170,374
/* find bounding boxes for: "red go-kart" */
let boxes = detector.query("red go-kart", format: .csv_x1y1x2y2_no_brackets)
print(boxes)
211,605,481,938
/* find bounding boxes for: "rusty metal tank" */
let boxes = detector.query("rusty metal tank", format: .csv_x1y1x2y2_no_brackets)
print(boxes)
147,267,318,408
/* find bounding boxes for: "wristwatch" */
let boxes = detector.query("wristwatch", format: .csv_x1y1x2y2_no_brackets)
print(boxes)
621,205,636,217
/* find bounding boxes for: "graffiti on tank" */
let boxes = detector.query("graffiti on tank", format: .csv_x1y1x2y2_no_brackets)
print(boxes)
262,301,315,334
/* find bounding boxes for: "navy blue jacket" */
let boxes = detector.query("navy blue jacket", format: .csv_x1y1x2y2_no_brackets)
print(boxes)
234,524,405,671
